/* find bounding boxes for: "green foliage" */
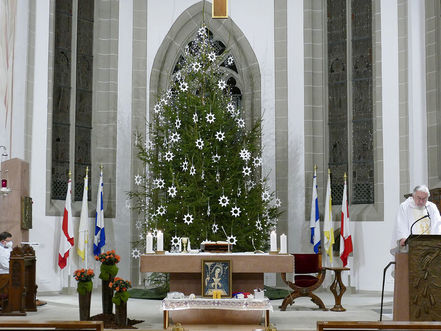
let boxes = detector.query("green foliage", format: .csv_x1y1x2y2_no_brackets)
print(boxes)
129,25,282,252
99,263,119,281
110,277,132,305
112,291,130,305
77,280,93,295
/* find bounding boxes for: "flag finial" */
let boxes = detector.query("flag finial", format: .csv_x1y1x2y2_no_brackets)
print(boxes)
314,164,317,171
344,172,347,180
68,170,72,179
85,166,89,178
328,168,331,174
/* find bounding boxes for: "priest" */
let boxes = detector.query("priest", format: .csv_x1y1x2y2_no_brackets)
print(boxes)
395,185,441,247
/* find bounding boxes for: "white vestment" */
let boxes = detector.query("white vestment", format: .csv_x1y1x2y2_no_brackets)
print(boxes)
394,197,441,245
0,245,11,274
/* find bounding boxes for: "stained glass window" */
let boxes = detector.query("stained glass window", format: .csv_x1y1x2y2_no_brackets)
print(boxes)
52,0,94,201
327,0,374,205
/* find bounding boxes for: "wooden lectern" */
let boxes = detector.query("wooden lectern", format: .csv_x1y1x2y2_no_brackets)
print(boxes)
394,235,441,321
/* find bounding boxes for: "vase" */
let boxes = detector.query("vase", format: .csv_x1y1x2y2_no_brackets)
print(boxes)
102,278,114,314
78,291,91,321
114,300,127,326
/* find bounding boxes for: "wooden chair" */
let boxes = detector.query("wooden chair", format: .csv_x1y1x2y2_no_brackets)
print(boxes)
280,253,327,311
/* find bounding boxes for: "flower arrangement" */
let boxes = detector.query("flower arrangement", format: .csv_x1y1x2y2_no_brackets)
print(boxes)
95,250,120,280
73,268,95,295
109,277,132,305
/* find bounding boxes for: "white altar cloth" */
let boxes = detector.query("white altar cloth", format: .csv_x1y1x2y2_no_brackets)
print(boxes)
162,297,273,311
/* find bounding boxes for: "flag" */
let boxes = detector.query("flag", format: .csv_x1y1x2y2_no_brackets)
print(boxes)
340,175,353,267
77,173,89,261
323,170,335,263
58,178,74,269
310,167,321,253
93,168,105,256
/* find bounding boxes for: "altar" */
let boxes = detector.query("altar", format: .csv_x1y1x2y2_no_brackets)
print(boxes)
140,252,294,295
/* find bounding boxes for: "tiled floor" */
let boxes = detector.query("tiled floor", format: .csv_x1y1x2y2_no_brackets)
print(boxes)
1,290,393,331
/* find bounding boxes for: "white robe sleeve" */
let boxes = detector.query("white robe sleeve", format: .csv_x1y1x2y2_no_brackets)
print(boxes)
395,201,410,243
428,203,441,235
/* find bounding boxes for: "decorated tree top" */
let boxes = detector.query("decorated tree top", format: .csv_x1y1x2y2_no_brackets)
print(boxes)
130,25,281,252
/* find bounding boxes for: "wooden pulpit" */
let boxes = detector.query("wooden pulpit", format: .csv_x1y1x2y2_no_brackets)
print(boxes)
394,235,441,321
1,246,26,315
0,244,37,315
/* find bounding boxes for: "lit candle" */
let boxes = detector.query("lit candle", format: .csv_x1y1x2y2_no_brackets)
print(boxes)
280,233,287,254
146,232,153,253
270,230,277,252
157,230,163,252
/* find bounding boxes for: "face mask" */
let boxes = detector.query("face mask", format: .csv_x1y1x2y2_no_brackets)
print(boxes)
4,241,12,249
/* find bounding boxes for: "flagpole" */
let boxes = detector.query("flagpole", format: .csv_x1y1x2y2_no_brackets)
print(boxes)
67,170,71,290
85,167,89,268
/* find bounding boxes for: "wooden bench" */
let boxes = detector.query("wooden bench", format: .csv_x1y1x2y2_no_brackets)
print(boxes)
317,321,441,330
0,321,103,331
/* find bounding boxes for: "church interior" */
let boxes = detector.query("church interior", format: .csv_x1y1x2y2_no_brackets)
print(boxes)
1,0,441,329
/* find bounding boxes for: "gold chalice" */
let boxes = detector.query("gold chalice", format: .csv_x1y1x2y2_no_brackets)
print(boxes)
181,237,188,253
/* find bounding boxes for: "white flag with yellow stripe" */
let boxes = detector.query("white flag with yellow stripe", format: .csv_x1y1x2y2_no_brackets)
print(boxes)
77,173,89,264
323,170,335,263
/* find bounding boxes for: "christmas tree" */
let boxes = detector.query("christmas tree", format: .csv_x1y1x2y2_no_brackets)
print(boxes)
130,25,281,252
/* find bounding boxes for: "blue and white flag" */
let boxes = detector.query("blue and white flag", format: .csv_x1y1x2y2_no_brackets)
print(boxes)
310,167,321,253
93,167,105,256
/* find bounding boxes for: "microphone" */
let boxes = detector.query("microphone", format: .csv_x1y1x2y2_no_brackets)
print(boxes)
404,208,431,246
425,205,431,221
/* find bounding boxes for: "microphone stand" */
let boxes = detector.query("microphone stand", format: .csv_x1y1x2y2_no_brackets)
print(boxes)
404,213,430,246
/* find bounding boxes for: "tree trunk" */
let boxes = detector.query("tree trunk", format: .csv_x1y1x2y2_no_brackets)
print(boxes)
101,278,114,314
114,300,127,326
78,291,91,321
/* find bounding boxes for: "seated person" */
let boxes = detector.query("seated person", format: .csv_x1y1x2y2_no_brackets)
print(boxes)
0,232,12,274
0,232,46,306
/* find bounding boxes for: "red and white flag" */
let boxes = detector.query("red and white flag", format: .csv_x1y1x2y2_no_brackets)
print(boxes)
340,175,353,267
58,178,74,269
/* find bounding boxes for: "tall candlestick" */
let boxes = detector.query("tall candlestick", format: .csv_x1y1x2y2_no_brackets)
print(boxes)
146,232,153,253
157,230,163,251
280,233,287,254
270,230,277,252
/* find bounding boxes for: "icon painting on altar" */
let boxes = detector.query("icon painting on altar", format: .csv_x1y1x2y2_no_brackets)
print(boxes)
202,260,232,297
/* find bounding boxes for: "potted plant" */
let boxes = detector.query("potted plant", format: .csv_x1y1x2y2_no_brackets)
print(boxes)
109,277,132,326
95,250,120,314
73,268,95,320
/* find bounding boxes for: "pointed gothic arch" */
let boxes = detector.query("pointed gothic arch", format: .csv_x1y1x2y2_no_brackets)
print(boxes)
149,1,261,126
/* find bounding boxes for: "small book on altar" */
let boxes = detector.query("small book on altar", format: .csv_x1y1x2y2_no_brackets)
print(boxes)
200,241,231,253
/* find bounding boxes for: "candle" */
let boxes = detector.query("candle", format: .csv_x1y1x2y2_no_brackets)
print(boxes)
280,233,287,254
157,230,163,251
146,232,153,253
270,230,277,252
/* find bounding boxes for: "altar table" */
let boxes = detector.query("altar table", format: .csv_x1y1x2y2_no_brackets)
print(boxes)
140,252,294,295
162,297,272,328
